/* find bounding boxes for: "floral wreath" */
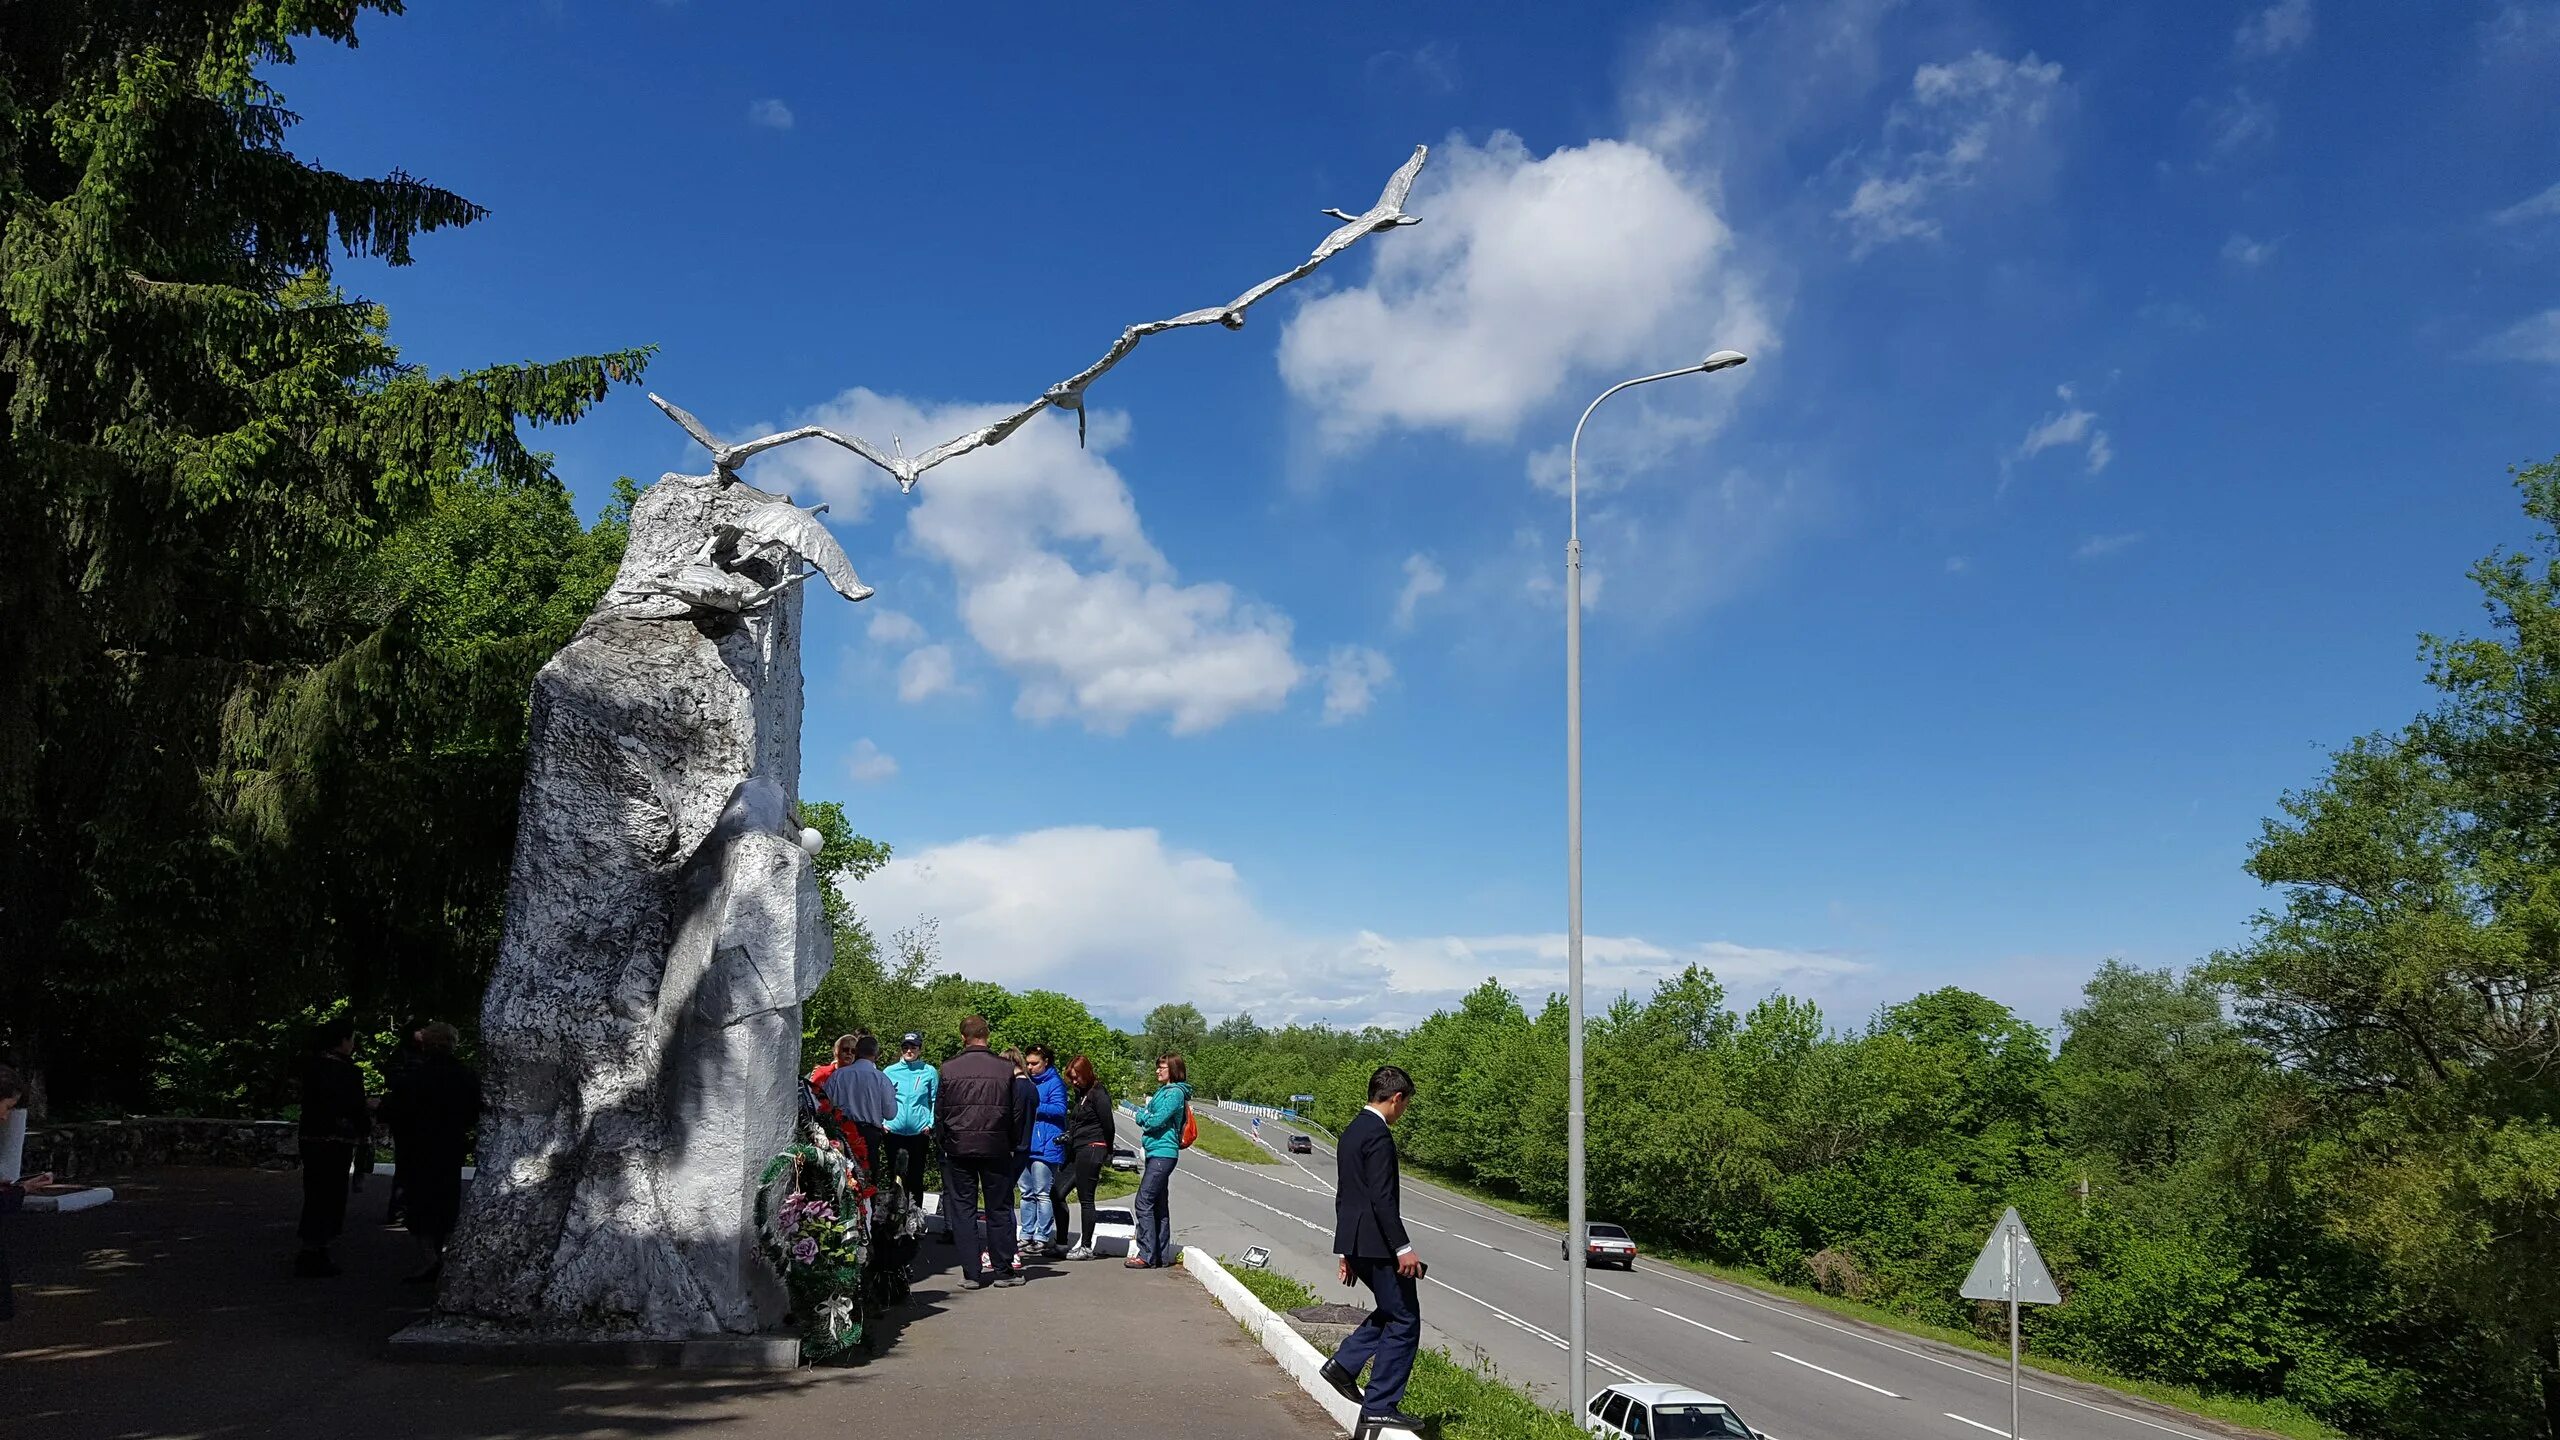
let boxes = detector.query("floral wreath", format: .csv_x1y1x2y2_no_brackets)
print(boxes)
754,1137,876,1363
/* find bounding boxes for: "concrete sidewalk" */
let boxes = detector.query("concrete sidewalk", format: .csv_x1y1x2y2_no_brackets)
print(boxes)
1,1166,1338,1440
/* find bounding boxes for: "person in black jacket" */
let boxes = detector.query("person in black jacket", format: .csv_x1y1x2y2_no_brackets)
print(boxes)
0,1065,51,1322
1320,1065,1425,1430
934,1017,1029,1290
1053,1055,1115,1259
294,1017,371,1278
377,1021,481,1285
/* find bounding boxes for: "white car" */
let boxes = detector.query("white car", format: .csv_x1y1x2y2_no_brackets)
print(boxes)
1584,1383,1758,1439
1110,1143,1139,1171
1566,1221,1639,1270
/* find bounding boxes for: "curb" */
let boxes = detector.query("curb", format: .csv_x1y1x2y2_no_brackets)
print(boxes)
1181,1247,1367,1437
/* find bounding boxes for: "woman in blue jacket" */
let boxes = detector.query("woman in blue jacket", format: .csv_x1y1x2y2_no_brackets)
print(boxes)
1128,1054,1191,1269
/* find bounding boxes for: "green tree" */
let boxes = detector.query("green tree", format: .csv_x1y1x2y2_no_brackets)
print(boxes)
2212,461,2560,1436
0,2,648,1109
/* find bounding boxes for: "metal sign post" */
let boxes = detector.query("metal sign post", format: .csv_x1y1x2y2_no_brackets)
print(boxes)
1960,1207,2061,1439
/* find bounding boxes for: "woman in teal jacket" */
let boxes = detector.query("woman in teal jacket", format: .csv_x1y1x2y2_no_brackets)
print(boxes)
1128,1055,1192,1269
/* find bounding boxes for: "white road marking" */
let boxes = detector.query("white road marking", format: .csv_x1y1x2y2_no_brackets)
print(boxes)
1589,1282,1635,1300
1454,1233,1498,1250
1652,1307,1747,1342
1430,1274,1647,1385
1946,1414,2026,1439
1410,1220,1448,1233
1508,1252,1556,1271
1771,1351,1903,1399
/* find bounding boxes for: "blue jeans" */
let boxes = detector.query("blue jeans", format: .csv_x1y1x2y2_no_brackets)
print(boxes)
1017,1158,1058,1243
1132,1155,1177,1265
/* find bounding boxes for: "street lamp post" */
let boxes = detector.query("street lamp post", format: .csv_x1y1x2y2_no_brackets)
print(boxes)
1564,349,1748,1421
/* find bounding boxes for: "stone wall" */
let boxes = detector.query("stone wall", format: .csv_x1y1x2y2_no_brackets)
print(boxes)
26,1117,302,1179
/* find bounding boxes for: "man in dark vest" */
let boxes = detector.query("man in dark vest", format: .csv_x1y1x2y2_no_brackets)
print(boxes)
934,1016,1029,1290
1320,1065,1425,1431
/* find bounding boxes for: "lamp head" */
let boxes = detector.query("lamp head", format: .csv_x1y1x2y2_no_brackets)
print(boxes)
1697,350,1749,373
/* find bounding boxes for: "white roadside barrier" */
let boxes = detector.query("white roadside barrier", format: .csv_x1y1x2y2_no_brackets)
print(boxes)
1183,1247,1420,1439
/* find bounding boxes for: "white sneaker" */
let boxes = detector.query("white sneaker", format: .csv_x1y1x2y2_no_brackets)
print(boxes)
1064,1244,1094,1261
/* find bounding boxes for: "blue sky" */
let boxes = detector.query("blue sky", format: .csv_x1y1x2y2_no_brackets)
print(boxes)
283,1,2560,1033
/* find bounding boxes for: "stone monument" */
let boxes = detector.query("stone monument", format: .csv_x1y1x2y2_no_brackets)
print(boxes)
408,146,1430,1362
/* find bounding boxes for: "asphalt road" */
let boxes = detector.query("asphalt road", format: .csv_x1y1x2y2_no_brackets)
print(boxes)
1163,1103,2232,1440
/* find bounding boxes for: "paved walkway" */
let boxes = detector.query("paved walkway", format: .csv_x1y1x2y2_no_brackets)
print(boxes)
1,1166,1336,1440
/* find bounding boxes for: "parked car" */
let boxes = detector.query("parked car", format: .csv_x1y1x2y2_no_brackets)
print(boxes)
1287,1133,1314,1154
1584,1382,1757,1438
1565,1221,1639,1270
1109,1143,1139,1171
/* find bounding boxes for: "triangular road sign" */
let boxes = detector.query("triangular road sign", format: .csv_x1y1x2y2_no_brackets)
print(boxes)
1960,1207,2061,1305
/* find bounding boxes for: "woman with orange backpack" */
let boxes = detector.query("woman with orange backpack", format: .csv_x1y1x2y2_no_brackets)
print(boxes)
1126,1053,1193,1270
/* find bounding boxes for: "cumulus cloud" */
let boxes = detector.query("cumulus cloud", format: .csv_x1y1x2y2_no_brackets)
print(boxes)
2221,233,2279,267
753,391,1307,735
849,738,899,784
2008,383,2114,482
1839,51,2066,252
747,98,794,130
1278,131,1769,452
867,607,926,647
1320,646,1394,723
2476,309,2560,365
849,825,1866,1027
1393,554,1446,630
2235,0,2314,58
2075,531,2146,560
897,644,958,703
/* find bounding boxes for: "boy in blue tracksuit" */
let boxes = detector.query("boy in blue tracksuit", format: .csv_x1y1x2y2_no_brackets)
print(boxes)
1017,1046,1070,1257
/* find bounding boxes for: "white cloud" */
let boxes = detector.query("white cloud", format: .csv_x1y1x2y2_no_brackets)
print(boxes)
1393,554,1446,630
2076,531,2146,560
849,824,1866,1027
2009,383,2114,480
2197,89,2277,165
2221,233,2279,267
2235,0,2314,58
1277,131,1769,452
1320,646,1394,724
897,644,958,703
2476,309,2560,364
747,98,794,131
849,738,899,784
1945,555,1970,574
867,607,926,648
2493,181,2560,226
1839,51,2067,252
752,391,1303,735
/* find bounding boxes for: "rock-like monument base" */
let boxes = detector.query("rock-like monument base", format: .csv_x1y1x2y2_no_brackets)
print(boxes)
427,471,835,1345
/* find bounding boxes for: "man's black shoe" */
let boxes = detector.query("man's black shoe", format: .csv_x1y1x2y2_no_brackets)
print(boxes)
1319,1361,1363,1403
1360,1409,1430,1435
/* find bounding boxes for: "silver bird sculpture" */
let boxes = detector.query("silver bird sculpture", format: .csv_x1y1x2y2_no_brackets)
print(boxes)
646,144,1428,489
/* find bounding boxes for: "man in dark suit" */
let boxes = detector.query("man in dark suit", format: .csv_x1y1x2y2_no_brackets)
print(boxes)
1320,1065,1425,1431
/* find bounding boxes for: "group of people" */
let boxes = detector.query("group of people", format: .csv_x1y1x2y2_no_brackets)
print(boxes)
293,1016,481,1283
804,1017,1195,1290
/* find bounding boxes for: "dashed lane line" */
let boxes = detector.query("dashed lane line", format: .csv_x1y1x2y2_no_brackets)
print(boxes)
1771,1350,1904,1400
1589,1281,1636,1301
1946,1414,2028,1439
1652,1307,1748,1343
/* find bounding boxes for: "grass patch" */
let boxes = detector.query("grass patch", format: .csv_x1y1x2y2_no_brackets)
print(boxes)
1095,1164,1140,1202
1221,1259,1580,1440
1386,1160,2343,1440
1186,1115,1277,1165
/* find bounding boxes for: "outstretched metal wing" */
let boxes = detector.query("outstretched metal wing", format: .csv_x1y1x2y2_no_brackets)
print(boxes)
726,500,875,603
